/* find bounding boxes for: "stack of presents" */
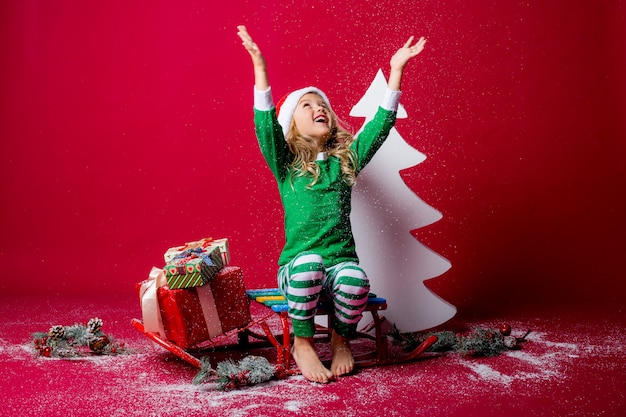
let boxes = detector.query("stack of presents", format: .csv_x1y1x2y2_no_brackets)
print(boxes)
137,238,251,349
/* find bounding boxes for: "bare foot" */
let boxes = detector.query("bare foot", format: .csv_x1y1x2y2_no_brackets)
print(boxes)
292,336,334,383
330,331,355,377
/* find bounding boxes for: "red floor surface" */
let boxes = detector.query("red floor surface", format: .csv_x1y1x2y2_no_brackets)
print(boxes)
1,294,624,417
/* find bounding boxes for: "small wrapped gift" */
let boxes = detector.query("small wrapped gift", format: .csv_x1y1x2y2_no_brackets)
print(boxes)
156,266,251,349
164,246,223,289
164,237,230,266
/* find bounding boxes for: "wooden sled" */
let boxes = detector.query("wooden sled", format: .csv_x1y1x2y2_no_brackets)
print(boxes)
132,288,438,373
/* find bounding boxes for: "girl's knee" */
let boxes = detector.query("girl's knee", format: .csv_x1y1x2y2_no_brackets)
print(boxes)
291,252,325,272
333,265,370,294
279,252,325,294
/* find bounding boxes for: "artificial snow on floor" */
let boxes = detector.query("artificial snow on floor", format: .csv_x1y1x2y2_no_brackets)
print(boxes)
1,295,624,417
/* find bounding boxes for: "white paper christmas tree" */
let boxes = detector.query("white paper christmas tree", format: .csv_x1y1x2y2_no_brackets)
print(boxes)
350,69,456,331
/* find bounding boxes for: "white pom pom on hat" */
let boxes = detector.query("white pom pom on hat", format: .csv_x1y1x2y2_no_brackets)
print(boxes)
276,87,332,138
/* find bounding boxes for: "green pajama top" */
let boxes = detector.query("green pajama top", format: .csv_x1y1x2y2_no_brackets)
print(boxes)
254,90,398,267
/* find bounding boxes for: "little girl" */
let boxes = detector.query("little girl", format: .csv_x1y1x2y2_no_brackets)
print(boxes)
237,25,426,383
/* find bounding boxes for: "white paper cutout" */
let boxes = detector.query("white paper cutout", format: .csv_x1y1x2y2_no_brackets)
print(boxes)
349,69,456,331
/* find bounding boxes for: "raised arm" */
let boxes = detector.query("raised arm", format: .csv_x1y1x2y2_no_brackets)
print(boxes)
237,25,269,91
388,36,427,91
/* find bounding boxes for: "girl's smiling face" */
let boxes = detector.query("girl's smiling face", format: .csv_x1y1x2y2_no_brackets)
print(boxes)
292,93,333,146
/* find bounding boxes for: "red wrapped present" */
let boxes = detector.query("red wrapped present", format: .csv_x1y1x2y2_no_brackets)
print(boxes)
156,266,250,349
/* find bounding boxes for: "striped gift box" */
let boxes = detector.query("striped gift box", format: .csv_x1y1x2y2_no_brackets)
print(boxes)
164,246,223,289
165,271,205,289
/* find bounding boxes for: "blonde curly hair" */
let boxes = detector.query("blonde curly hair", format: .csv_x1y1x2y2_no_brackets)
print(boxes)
285,98,357,187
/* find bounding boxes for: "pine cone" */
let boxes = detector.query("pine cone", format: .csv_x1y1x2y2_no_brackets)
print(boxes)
87,317,103,334
48,325,65,340
88,335,110,353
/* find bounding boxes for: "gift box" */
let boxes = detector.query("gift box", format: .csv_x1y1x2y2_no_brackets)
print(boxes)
156,266,251,349
164,237,230,266
164,246,223,289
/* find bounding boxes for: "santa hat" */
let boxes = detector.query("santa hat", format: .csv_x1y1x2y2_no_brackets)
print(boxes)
276,86,332,138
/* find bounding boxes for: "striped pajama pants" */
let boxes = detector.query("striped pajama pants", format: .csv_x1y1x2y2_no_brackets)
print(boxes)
278,252,370,338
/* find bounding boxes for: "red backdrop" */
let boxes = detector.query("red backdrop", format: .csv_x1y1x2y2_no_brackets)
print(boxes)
1,1,625,316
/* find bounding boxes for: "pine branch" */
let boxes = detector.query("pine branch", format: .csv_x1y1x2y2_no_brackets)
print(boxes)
32,318,130,358
194,355,283,390
391,324,529,357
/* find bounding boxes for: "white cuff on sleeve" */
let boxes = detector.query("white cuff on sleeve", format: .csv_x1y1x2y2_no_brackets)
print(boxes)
380,88,402,112
254,86,274,111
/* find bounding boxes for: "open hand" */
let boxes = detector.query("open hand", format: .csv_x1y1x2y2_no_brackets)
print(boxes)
390,36,427,71
237,25,269,90
237,25,265,67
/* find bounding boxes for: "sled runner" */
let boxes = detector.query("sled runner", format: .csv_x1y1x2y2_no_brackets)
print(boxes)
132,286,438,373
